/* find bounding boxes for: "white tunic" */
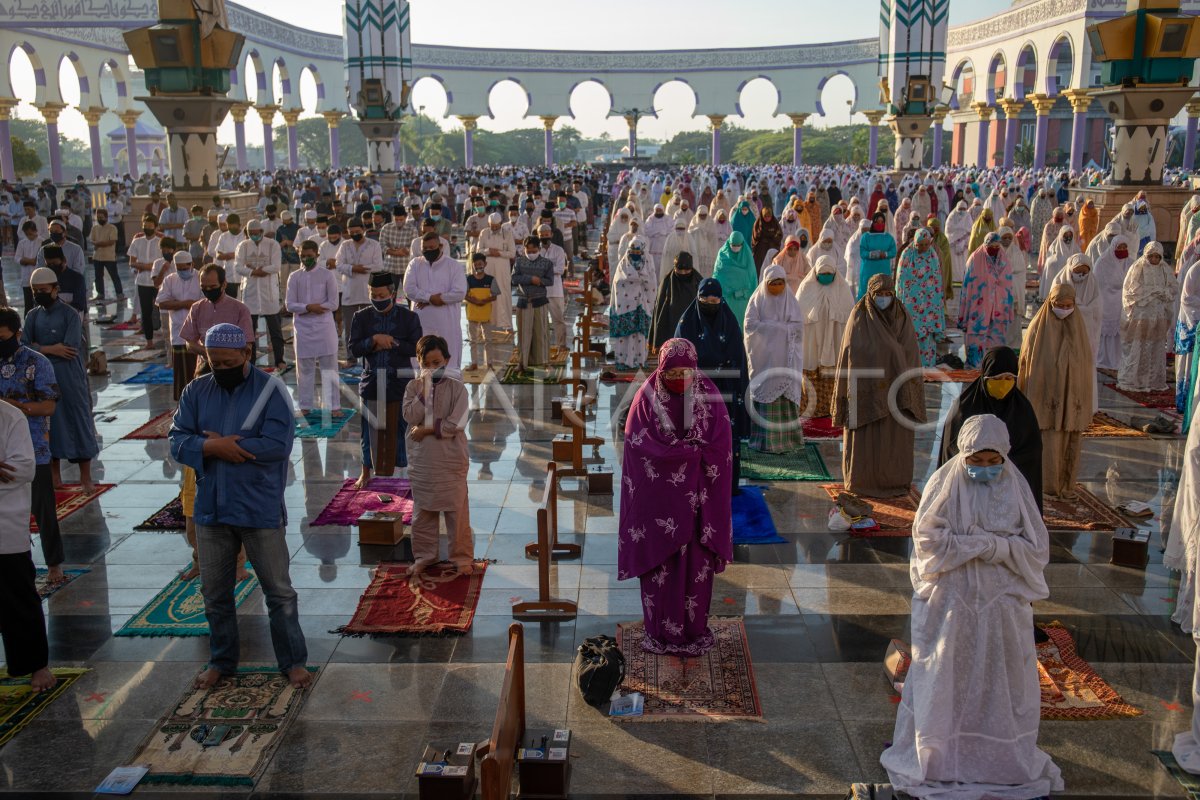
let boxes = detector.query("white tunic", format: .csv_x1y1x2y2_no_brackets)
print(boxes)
336,237,385,306
285,266,340,358
234,237,282,315
403,254,468,376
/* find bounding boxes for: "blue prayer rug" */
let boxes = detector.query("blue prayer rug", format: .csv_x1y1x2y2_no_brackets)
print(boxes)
732,486,784,545
294,408,357,439
122,364,174,385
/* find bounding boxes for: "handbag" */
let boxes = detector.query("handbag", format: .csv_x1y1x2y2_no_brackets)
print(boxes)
573,635,625,708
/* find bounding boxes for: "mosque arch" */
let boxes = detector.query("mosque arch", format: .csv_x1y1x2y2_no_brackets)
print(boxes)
651,78,699,120
243,49,267,104
949,58,975,110
817,71,858,124
1013,43,1037,100
300,64,326,112
568,79,614,126
271,57,292,106
485,78,531,125
985,50,1006,104
411,75,451,119
57,52,92,110
6,42,48,105
735,76,781,128
1046,34,1074,95
99,58,130,112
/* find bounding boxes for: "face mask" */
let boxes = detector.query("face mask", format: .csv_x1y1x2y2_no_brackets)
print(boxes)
730,245,742,253
0,337,19,359
178,267,194,280
873,296,893,311
34,291,54,308
431,366,446,383
663,375,693,394
430,214,441,221
302,257,317,270
250,234,263,243
1115,247,1129,259
212,363,246,392
629,253,643,266
50,232,64,243
525,250,540,259
817,273,835,285
372,297,392,312
422,248,441,262
203,287,223,303
229,227,241,236
965,463,1003,483
986,246,1000,258
1071,271,1087,283
558,203,567,209
871,221,885,233
161,251,174,262
767,284,785,296
1051,306,1074,319
699,301,720,316
143,227,155,237
539,236,552,245
985,377,1015,400
655,211,664,218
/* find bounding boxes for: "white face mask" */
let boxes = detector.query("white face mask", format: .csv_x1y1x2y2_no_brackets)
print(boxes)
1071,271,1087,283
1051,306,1074,319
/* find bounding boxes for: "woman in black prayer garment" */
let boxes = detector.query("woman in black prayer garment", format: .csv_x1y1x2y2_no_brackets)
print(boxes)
651,252,701,349
940,345,1044,512
676,277,750,495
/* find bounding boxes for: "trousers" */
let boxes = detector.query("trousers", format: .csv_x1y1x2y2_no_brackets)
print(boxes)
31,463,62,567
296,353,339,411
0,552,49,676
410,497,473,570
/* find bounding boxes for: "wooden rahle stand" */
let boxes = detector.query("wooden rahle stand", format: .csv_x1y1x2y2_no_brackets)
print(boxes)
551,384,608,492
513,463,578,621
479,624,526,800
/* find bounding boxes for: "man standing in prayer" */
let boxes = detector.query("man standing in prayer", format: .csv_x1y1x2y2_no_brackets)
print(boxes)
539,223,569,354
169,323,311,690
476,213,515,333
235,220,286,370
180,265,254,374
155,252,204,400
336,219,385,357
286,240,342,417
511,236,555,373
403,233,468,378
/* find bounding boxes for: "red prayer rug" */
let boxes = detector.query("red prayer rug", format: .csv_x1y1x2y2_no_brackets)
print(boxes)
310,478,413,526
1037,622,1142,720
923,368,980,383
821,484,921,537
123,409,175,440
1102,382,1176,409
333,561,488,636
30,484,114,532
801,416,843,439
1083,412,1149,438
616,617,762,721
1041,485,1131,532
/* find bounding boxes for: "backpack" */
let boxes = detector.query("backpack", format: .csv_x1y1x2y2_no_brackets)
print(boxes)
87,350,108,376
573,635,625,708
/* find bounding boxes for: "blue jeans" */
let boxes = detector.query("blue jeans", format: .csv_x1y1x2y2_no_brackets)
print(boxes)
360,413,408,471
196,524,307,675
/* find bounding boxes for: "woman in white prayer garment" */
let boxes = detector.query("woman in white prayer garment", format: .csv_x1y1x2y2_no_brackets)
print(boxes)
1169,399,1200,772
881,413,1062,800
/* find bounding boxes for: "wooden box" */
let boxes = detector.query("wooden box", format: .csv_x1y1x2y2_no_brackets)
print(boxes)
517,728,571,799
1111,526,1150,569
551,434,572,463
357,510,405,546
415,742,476,800
586,466,613,495
883,639,911,694
550,395,571,421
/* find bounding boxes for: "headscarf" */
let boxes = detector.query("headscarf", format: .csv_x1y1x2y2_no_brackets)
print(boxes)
796,254,855,370
711,231,758,325
651,251,702,348
968,207,996,255
744,264,804,405
1122,240,1176,319
731,199,756,242
617,337,733,582
1018,283,1094,431
772,234,810,294
832,274,925,429
675,279,751,438
1050,253,1100,355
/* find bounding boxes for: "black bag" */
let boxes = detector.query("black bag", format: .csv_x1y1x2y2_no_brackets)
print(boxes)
574,635,625,707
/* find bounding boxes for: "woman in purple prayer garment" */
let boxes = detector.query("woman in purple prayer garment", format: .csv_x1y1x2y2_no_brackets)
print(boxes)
617,337,734,655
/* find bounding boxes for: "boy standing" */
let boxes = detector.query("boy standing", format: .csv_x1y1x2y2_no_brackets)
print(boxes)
465,253,499,371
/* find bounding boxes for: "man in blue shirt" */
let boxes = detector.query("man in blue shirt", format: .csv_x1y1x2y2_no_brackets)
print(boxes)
169,323,310,690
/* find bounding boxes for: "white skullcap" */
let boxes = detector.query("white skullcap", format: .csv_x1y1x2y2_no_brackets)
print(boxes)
488,212,503,225
304,210,317,220
30,267,57,286
174,251,193,264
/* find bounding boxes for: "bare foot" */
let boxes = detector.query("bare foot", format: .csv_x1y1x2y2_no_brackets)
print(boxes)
286,666,313,689
194,667,224,690
29,667,57,693
405,562,429,579
353,469,371,491
45,565,66,584
179,565,200,581
81,482,96,494
453,562,475,576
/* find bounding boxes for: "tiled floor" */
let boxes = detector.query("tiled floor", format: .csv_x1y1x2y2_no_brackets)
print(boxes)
0,250,1195,798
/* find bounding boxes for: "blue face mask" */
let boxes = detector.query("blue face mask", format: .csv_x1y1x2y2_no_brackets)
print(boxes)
430,214,441,221
873,296,893,311
817,273,835,285
178,268,194,280
372,297,392,312
965,463,1003,483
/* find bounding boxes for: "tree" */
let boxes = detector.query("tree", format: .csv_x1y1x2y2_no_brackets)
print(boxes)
10,136,41,178
10,118,95,175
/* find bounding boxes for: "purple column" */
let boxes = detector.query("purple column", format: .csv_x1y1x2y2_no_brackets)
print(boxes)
88,123,104,178
262,121,276,171
869,125,880,166
627,125,636,159
125,124,139,180
287,125,299,170
1185,115,1198,173
976,120,990,168
1003,116,1019,169
932,123,944,168
544,127,553,168
329,124,340,169
234,119,248,170
792,125,803,167
711,126,721,166
0,119,14,181
464,127,475,168
45,121,63,183
1070,110,1087,173
1033,114,1050,170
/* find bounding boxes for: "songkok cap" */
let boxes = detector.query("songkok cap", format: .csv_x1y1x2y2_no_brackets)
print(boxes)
174,251,193,265
40,246,64,261
205,322,247,349
368,272,395,288
488,212,503,225
30,267,57,286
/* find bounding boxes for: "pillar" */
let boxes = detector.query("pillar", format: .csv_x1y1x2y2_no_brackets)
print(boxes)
256,104,279,172
973,102,993,169
931,108,948,168
281,108,302,170
707,115,725,166
1028,93,1055,171
80,106,107,179
1062,89,1092,174
541,116,556,168
321,111,345,170
998,98,1025,170
359,120,400,173
1185,98,1200,173
37,102,67,184
0,98,16,182
624,113,638,160
458,115,478,168
229,102,250,171
118,109,141,179
787,113,810,167
862,110,885,167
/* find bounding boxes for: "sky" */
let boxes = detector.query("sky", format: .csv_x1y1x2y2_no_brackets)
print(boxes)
11,0,1014,147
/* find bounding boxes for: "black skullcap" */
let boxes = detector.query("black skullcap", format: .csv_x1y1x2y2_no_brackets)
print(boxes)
369,272,394,288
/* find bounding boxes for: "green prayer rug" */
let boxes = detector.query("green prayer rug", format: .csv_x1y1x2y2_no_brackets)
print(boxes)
295,408,357,439
115,569,258,637
500,363,564,385
0,668,88,747
740,442,832,481
1154,750,1200,799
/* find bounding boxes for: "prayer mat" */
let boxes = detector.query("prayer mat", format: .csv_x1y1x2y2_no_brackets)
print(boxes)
1041,485,1131,532
35,567,88,599
801,416,843,439
1103,382,1176,409
1037,622,1142,720
821,484,921,537
123,408,175,440
115,569,258,637
732,486,784,545
134,496,186,531
740,443,831,482
294,408,357,439
923,368,980,383
127,665,318,786
261,363,293,375
0,667,88,747
110,345,164,362
29,483,115,532
310,477,413,526
462,365,493,384
1084,411,1150,438
122,364,174,385
599,370,641,384
489,328,515,344
1153,751,1200,799
332,561,488,636
339,366,362,386
616,617,763,721
500,363,565,385
106,320,140,331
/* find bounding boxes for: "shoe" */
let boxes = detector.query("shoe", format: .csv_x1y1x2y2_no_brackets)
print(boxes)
1143,414,1176,435
836,491,873,518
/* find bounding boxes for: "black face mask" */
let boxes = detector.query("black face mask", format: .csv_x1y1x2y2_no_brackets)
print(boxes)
49,232,64,243
422,248,441,262
203,287,223,303
539,237,552,245
351,232,364,242
0,336,19,359
699,301,720,316
34,291,54,309
212,364,246,392
431,366,446,383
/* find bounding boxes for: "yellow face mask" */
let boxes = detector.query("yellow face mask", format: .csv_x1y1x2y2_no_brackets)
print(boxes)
985,377,1015,400
766,283,786,296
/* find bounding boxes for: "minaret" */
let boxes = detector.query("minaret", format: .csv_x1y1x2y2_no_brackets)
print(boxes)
344,0,412,188
879,0,949,171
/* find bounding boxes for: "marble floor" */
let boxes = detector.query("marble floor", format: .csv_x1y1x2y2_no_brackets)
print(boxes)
0,251,1195,799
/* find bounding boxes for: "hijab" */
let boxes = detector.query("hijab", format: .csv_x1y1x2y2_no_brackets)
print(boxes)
711,230,759,325
1018,283,1094,431
744,263,805,405
675,278,751,437
796,254,855,370
651,252,702,348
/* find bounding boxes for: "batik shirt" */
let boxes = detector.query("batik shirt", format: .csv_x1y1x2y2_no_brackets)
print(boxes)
0,346,59,465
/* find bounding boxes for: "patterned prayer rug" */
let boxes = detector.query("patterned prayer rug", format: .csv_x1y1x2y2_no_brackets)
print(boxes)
732,486,784,545
332,561,488,636
123,409,175,440
29,483,115,532
134,496,186,531
1084,412,1150,438
740,443,831,482
115,570,258,637
1041,485,1131,532
616,617,763,721
110,345,165,363
311,478,413,526
0,668,88,747
923,368,980,383
128,666,318,785
501,363,565,385
801,416,843,440
821,484,921,537
1102,382,1176,409
1038,622,1142,720
294,408,357,439
122,364,174,385
339,366,362,386
35,567,88,599
1153,750,1200,799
